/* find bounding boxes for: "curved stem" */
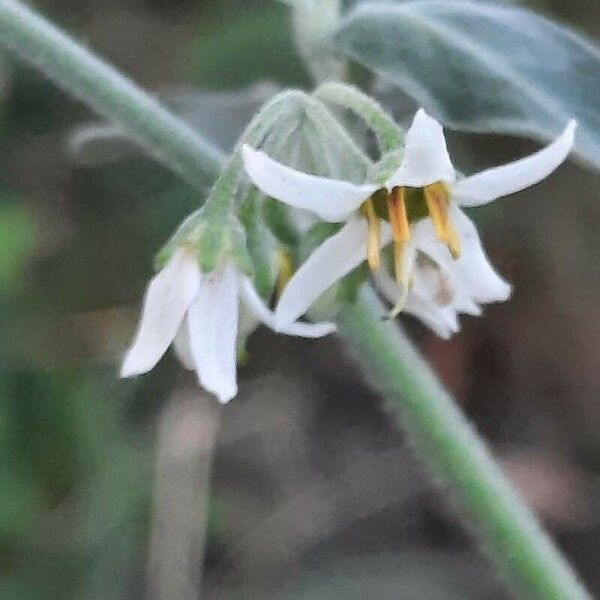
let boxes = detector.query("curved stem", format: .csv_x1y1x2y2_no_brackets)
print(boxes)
314,81,403,154
0,0,224,190
338,286,592,600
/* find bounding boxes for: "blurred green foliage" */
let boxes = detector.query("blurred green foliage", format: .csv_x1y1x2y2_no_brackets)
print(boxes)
0,1,310,597
187,1,309,89
0,203,35,297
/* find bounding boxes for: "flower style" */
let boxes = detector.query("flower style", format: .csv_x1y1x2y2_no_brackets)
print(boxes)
242,109,576,335
121,247,336,403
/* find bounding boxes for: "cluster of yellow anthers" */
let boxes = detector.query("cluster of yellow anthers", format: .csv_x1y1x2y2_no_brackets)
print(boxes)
363,181,459,284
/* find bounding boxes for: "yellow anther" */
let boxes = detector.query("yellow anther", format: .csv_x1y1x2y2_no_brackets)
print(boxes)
424,184,447,239
276,248,293,296
446,229,461,260
385,187,412,310
387,187,410,243
424,183,461,259
393,239,406,284
363,199,381,272
388,240,410,318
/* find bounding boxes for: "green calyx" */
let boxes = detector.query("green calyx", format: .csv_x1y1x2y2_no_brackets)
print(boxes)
154,90,318,279
153,205,252,278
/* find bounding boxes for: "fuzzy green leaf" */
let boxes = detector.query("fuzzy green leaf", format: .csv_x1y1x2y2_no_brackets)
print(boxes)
337,1,600,168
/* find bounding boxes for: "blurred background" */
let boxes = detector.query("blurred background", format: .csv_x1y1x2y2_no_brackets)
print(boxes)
1,0,600,598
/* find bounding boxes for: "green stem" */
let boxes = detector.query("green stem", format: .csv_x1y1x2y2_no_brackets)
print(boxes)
0,0,224,190
197,90,314,271
338,286,592,600
314,81,403,154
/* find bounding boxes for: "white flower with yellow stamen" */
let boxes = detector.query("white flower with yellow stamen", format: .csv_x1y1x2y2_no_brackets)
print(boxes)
120,247,336,403
373,208,510,339
242,109,576,334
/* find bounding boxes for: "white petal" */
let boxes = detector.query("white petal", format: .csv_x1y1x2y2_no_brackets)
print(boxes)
240,277,336,338
173,320,194,370
242,145,377,222
121,249,201,378
411,254,450,304
412,256,481,324
188,263,240,403
454,120,576,207
451,290,482,317
409,229,480,315
405,294,460,339
372,268,402,308
276,217,393,328
449,208,512,304
410,213,511,305
373,269,458,339
387,109,455,189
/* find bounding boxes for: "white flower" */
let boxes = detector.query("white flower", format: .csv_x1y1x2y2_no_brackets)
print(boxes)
120,247,336,403
242,109,576,335
373,208,509,338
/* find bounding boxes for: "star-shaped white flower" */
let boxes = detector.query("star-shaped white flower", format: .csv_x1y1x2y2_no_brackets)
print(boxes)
121,247,336,403
242,109,576,334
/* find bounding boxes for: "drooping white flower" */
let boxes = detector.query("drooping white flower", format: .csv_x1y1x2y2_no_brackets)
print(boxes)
121,247,336,403
373,207,510,338
242,109,576,335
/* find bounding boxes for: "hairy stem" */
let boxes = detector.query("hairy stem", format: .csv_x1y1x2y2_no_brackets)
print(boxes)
314,81,403,154
0,0,224,190
338,286,592,600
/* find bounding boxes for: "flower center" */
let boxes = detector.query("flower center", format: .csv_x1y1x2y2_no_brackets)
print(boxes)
362,182,461,284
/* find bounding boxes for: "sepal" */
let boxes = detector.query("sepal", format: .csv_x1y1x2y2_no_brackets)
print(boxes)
240,188,279,298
